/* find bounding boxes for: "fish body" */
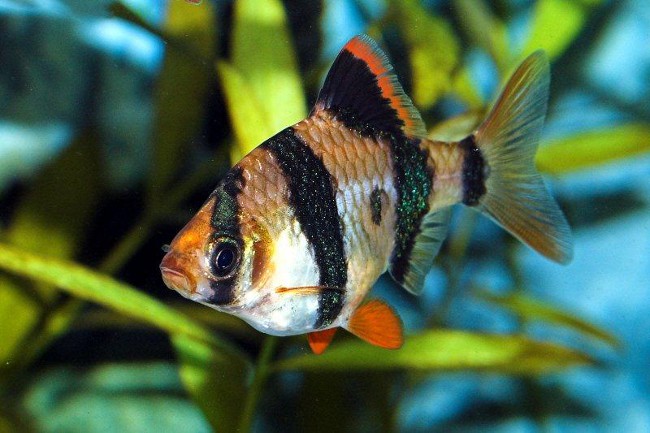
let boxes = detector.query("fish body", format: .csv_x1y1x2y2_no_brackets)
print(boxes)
161,35,572,354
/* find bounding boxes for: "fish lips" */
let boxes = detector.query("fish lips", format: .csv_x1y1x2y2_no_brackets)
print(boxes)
160,251,220,305
160,252,195,294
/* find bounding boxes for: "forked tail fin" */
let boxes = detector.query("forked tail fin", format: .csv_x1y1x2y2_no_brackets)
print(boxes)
466,51,573,263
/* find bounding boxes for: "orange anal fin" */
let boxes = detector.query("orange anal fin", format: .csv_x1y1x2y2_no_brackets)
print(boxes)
347,299,403,349
308,328,338,355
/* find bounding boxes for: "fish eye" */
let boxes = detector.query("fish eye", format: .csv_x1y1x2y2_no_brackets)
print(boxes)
210,237,240,279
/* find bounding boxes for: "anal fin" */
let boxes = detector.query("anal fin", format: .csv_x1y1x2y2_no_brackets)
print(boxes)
347,299,403,349
389,209,451,295
308,328,338,355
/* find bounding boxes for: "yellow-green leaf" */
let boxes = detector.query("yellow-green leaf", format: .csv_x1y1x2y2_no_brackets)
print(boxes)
521,0,599,59
428,111,482,141
390,0,461,108
148,0,217,202
172,334,248,433
537,124,650,174
216,61,273,163
274,330,592,374
7,136,100,263
475,290,619,348
0,136,100,365
451,67,484,110
230,0,306,157
453,0,510,71
0,243,246,362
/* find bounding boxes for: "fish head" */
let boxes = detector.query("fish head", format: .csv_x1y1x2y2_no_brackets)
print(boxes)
159,167,276,313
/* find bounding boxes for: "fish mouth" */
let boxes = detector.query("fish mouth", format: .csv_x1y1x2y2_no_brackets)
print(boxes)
160,252,195,295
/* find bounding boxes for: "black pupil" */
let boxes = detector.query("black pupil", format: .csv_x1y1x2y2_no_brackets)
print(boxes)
215,245,236,272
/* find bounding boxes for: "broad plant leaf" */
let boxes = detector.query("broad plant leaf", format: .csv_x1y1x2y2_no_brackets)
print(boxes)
451,67,484,110
21,363,212,433
228,0,306,158
475,290,619,348
537,124,650,174
275,330,592,374
147,0,217,204
390,0,460,109
428,111,482,142
0,136,100,367
217,61,273,163
453,0,510,71
172,334,248,433
0,243,246,362
521,0,601,59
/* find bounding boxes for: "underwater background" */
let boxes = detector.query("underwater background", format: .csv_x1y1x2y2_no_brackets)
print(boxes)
0,0,649,432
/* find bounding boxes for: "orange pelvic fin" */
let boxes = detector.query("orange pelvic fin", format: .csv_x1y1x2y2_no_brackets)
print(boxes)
308,328,338,355
347,299,404,350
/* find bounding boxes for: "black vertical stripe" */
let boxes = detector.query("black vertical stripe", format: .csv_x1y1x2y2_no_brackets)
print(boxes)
459,134,486,206
207,167,245,305
389,137,433,284
263,128,347,329
211,167,244,236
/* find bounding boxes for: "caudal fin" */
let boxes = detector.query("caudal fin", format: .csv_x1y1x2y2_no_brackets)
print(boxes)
468,51,573,263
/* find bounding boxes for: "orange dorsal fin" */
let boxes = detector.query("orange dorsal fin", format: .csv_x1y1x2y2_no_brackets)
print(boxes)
308,328,338,355
347,299,403,349
312,35,426,138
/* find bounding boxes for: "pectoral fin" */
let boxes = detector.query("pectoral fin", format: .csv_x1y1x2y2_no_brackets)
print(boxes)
276,286,344,296
347,299,403,349
308,328,338,355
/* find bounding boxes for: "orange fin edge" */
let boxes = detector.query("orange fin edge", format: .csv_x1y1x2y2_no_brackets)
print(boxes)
347,299,404,349
308,328,338,355
313,35,426,138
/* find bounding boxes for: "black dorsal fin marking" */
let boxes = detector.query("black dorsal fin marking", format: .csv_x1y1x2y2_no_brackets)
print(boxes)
312,35,426,138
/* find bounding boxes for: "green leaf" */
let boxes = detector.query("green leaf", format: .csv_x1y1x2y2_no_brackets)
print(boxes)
0,276,41,368
6,136,100,260
450,67,484,110
229,0,306,157
274,330,592,374
521,0,599,59
390,0,461,109
475,290,619,348
0,135,101,366
21,363,212,433
537,124,650,174
172,334,248,433
217,61,273,163
428,111,482,142
0,243,246,362
453,0,510,71
147,0,218,202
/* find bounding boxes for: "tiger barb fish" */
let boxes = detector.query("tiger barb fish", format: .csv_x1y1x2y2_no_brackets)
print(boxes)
160,35,572,354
